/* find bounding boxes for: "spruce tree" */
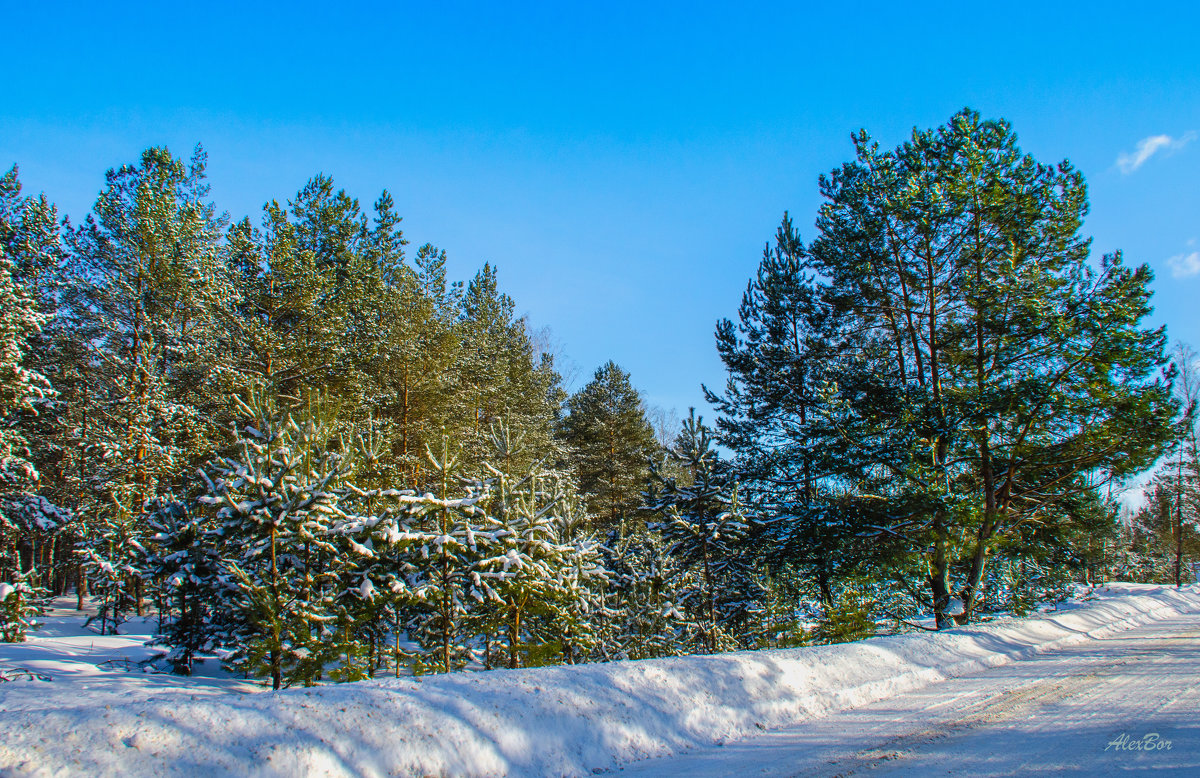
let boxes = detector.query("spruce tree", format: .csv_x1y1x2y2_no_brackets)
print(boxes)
143,496,222,673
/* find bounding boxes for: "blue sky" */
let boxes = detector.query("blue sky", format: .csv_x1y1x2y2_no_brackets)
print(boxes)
3,1,1198,418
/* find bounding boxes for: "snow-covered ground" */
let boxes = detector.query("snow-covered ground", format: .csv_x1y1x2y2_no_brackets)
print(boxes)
1,584,1197,777
620,600,1200,776
0,596,260,712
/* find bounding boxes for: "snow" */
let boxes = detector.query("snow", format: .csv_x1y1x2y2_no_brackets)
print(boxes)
0,597,260,713
620,605,1200,776
1,584,1197,777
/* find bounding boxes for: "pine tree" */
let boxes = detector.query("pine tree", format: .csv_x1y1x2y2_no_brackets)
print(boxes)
598,522,690,660
453,265,564,479
477,422,606,668
0,165,71,609
69,146,229,617
807,110,1178,626
198,392,350,689
561,361,657,532
400,439,494,674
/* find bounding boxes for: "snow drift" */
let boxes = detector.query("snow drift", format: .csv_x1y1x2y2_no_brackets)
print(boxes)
2,583,1198,777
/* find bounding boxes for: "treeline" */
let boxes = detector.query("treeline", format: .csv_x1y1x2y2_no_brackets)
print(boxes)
1,110,1197,680
0,146,782,676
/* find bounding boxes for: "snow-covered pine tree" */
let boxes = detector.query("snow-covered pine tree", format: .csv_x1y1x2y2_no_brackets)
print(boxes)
143,496,223,674
0,167,80,604
198,391,350,689
539,480,607,665
0,235,61,632
399,438,493,674
648,409,762,653
597,520,690,660
322,416,415,681
69,146,228,618
77,508,145,635
476,422,606,668
0,573,44,642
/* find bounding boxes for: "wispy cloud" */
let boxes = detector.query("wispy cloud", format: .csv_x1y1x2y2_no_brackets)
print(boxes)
1117,132,1197,174
1167,250,1200,278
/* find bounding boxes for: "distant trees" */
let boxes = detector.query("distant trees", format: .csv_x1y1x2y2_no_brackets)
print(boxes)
1124,344,1200,585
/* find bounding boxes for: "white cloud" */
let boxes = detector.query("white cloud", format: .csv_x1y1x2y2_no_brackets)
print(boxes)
1167,251,1200,278
1116,131,1197,174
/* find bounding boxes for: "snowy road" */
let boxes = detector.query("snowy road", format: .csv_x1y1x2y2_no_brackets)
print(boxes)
616,612,1200,777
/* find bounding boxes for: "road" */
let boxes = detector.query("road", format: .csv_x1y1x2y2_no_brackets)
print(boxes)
615,612,1200,777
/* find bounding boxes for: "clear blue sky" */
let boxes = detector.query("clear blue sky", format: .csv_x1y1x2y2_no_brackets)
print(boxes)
3,1,1198,417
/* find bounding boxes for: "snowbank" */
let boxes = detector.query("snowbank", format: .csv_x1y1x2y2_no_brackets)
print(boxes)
2,583,1197,777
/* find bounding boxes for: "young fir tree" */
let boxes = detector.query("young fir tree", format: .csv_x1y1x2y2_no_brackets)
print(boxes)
332,445,420,677
647,410,761,653
401,439,494,674
598,521,690,660
326,414,418,678
143,496,222,673
561,361,657,533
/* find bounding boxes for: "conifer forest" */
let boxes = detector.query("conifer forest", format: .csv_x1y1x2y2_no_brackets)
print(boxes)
3,109,1199,688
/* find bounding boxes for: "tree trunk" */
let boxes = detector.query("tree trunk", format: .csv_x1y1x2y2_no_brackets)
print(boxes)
77,566,87,610
508,604,521,669
928,537,954,630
